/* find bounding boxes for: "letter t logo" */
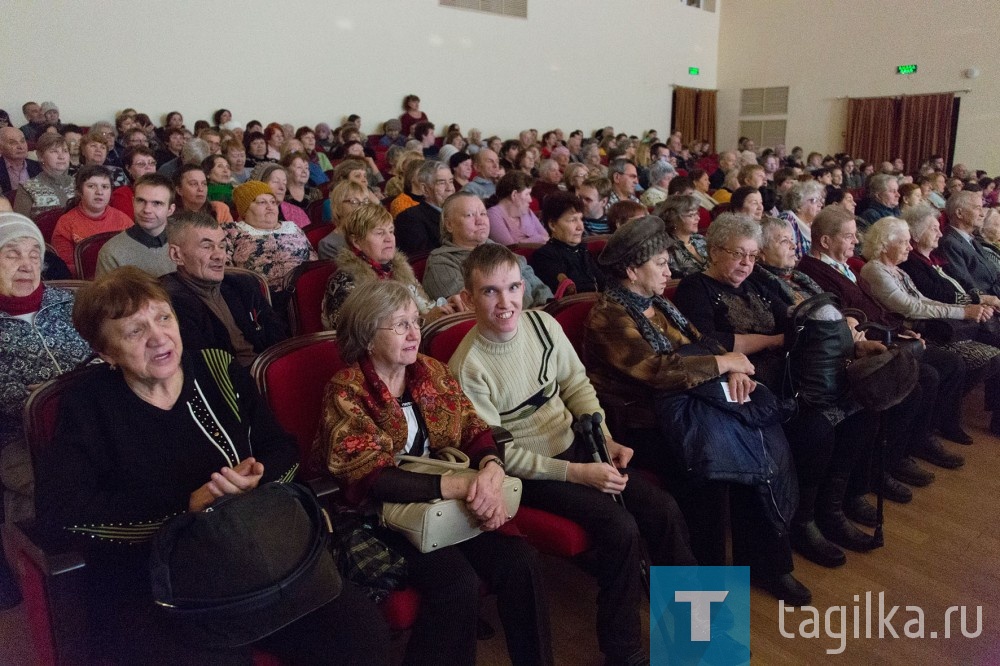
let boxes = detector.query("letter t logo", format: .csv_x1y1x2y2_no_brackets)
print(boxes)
675,590,729,641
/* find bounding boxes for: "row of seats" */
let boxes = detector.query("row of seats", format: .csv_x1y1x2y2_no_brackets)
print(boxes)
7,286,691,665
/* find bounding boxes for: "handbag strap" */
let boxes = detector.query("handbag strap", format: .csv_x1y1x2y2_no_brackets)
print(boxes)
396,446,471,470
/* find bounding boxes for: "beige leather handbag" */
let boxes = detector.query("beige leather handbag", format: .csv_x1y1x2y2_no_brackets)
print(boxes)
380,447,522,553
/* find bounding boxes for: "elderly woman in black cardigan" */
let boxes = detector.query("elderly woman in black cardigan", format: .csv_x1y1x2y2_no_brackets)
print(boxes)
528,191,607,293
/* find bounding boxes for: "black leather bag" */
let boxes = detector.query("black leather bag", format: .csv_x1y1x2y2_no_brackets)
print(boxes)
783,293,854,408
149,482,342,648
910,318,978,345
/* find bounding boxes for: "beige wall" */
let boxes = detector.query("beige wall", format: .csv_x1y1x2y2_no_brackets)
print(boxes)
0,0,718,140
717,0,999,173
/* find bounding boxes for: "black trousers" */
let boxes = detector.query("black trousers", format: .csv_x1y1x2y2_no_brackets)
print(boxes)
784,407,875,491
377,527,553,666
520,439,696,662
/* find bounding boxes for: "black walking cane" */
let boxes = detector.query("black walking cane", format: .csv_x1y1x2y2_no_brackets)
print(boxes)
576,413,652,596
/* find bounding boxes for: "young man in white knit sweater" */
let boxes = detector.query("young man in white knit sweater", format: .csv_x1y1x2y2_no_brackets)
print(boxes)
448,243,696,666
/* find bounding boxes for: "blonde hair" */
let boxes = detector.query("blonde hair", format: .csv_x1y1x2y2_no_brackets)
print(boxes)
340,203,392,246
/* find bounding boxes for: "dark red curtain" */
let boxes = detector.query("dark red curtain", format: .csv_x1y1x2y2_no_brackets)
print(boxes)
846,93,955,172
845,97,898,166
897,93,954,174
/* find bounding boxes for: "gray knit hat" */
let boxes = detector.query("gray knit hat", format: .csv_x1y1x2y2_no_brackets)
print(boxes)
0,212,45,252
599,215,671,270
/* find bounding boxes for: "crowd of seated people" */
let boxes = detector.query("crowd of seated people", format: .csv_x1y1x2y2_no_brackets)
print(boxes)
3,94,1000,664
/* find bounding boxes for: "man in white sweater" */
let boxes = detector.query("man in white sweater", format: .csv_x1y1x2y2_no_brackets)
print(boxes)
448,243,695,666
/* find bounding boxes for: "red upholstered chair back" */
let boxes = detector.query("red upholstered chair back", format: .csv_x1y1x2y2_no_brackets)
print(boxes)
846,256,866,279
284,260,337,336
407,251,429,282
302,222,332,251
306,202,326,227
586,235,610,263
17,365,101,665
508,242,543,263
544,292,598,355
224,267,272,305
697,207,712,234
251,331,343,462
419,312,477,363
73,231,118,280
36,210,64,244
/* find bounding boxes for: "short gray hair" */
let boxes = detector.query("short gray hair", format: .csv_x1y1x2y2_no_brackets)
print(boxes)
337,281,417,364
415,160,448,188
946,189,981,224
706,213,762,252
608,158,635,180
759,215,793,251
868,173,896,196
901,204,939,242
862,216,909,261
648,160,676,186
783,180,825,213
440,191,481,242
181,138,211,166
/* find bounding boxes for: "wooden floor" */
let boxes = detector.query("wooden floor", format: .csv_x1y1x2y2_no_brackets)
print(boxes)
3,397,1000,665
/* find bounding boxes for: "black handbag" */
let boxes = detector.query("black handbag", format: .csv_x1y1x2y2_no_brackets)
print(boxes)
149,482,342,648
846,321,921,412
783,293,854,408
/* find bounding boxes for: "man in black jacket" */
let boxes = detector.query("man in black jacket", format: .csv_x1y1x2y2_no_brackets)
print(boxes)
394,160,454,255
161,211,287,365
0,128,41,195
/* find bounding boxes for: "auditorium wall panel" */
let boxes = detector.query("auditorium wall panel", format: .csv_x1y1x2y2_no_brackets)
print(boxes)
0,0,719,140
716,0,999,173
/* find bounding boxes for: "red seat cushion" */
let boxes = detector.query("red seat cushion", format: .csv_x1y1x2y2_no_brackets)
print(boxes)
380,587,422,631
511,506,590,557
548,299,595,355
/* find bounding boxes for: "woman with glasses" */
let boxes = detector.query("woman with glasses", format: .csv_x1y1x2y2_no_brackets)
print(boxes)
583,215,810,605
320,204,462,331
779,180,826,260
657,195,708,278
673,213,787,388
313,280,552,665
317,180,378,260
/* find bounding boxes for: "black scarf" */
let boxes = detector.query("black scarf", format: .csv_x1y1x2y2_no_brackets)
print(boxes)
604,284,695,354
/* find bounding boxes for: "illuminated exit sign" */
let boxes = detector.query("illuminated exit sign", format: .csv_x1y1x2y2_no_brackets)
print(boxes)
689,67,700,75
897,64,918,75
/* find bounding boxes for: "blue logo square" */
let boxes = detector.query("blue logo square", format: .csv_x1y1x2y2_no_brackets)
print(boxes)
650,566,750,665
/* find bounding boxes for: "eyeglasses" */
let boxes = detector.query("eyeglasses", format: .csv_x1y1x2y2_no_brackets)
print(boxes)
804,197,822,205
341,198,364,206
378,317,425,335
717,247,760,262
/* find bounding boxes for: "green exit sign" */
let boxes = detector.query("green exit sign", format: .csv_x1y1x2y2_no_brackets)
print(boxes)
689,67,700,75
897,64,918,75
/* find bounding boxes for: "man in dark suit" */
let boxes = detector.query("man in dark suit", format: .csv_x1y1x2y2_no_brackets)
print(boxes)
394,160,454,255
936,190,1000,297
0,128,41,195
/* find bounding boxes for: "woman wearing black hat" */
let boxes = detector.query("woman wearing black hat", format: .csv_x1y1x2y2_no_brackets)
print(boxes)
582,215,812,606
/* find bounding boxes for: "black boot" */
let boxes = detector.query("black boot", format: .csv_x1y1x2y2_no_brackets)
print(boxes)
752,572,812,607
844,495,878,528
817,473,876,553
790,486,846,568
